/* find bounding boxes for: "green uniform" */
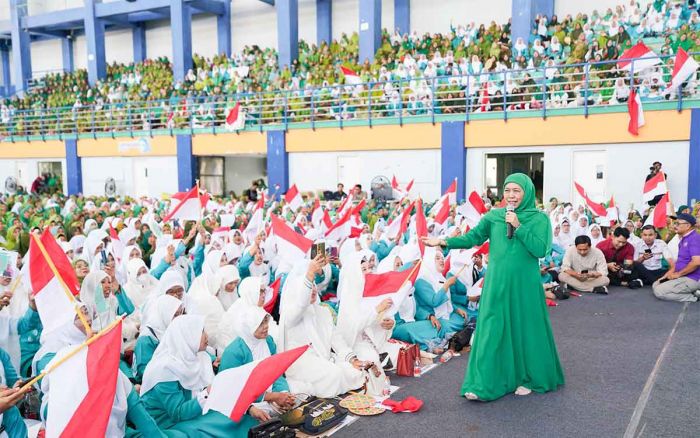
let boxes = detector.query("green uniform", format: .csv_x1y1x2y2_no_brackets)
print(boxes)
219,336,289,393
445,173,564,401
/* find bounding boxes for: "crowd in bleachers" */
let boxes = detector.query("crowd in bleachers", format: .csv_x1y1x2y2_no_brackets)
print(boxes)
2,1,700,136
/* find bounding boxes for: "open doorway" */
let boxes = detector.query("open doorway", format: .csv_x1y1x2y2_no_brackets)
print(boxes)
485,153,544,201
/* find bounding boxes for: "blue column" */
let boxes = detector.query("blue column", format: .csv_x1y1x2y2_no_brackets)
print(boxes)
267,130,289,196
84,0,106,85
394,0,410,35
61,38,74,73
176,134,196,191
511,0,535,48
689,109,700,204
441,121,466,201
316,0,332,45
65,139,83,195
9,0,31,94
276,0,298,70
359,0,381,63
132,24,147,63
217,0,232,57
534,0,555,20
170,0,192,82
1,47,10,96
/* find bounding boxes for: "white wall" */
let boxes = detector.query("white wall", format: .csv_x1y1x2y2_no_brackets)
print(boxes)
30,40,63,75
555,0,651,17
289,148,441,200
105,28,134,65
0,157,67,194
412,0,512,35
466,141,690,215
224,155,266,195
81,156,177,197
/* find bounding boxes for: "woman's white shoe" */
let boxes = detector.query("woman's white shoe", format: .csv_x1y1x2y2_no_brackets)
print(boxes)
514,386,532,396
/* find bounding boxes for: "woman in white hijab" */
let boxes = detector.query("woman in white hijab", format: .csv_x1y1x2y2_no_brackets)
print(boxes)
117,244,143,285
575,215,590,237
189,265,240,351
239,246,271,285
83,229,109,266
278,259,364,398
588,223,605,247
140,315,263,435
188,250,227,296
553,218,575,248
0,261,30,372
132,294,184,384
123,258,159,311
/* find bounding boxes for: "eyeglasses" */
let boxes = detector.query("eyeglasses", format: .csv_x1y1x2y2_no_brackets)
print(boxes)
674,221,690,226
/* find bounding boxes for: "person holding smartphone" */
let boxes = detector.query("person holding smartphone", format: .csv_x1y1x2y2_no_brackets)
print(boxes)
632,225,669,285
557,235,610,294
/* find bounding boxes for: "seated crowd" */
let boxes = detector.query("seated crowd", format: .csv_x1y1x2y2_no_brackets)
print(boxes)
0,172,698,436
2,0,700,136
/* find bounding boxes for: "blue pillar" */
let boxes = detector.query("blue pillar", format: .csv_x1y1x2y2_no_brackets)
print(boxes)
9,0,31,94
689,109,700,204
61,38,74,73
511,0,535,49
316,0,332,46
394,0,410,35
170,0,192,82
217,0,232,57
276,0,298,70
1,47,10,96
132,24,147,63
84,0,106,85
534,0,555,20
441,121,466,201
267,131,289,196
359,0,381,63
176,134,196,191
65,139,83,195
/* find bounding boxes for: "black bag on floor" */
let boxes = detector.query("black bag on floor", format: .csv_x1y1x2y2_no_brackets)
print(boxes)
248,418,296,438
284,398,347,435
449,318,476,352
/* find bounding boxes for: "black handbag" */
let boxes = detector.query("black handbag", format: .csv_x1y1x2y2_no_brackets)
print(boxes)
448,318,476,352
248,419,296,438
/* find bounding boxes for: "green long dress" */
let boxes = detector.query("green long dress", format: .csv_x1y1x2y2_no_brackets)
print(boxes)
445,173,564,401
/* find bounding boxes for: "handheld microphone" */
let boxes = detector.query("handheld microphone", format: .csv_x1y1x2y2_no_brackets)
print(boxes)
506,204,515,239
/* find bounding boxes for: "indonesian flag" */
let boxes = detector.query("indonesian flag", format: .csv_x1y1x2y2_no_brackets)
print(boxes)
166,112,175,128
430,179,457,225
27,231,81,335
311,199,324,229
284,184,302,212
270,214,313,260
263,277,281,314
44,320,123,438
225,102,245,131
415,199,428,256
574,182,608,217
468,277,484,298
670,48,699,91
108,223,124,264
605,196,619,225
643,172,668,204
325,207,353,242
243,194,265,244
474,241,490,256
391,176,414,200
456,191,488,227
362,265,421,315
384,201,414,241
204,345,309,422
340,66,361,85
322,210,333,230
617,41,660,72
627,89,645,136
644,192,671,228
442,253,452,277
479,82,490,112
162,186,210,223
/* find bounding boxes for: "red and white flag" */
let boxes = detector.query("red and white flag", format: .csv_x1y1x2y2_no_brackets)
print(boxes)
204,345,309,422
162,186,210,223
44,320,122,438
243,194,266,243
644,192,671,228
284,184,302,212
456,191,488,227
468,277,485,298
605,196,619,225
430,179,457,225
324,207,353,243
270,214,313,260
362,264,421,314
669,48,699,91
391,176,414,200
627,89,645,136
311,199,324,229
643,172,667,204
225,102,245,131
415,199,428,256
617,41,660,72
340,66,361,85
574,182,608,217
384,201,414,241
263,277,281,314
26,231,81,335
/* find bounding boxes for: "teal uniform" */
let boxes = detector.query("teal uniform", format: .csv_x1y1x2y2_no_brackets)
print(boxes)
132,336,159,384
414,278,466,336
219,337,289,392
0,348,28,437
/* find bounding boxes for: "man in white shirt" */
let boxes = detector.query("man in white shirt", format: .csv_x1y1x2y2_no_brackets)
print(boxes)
633,225,669,285
558,235,610,294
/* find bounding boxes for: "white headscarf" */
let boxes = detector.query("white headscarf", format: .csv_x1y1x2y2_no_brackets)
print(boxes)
235,306,270,361
419,247,452,319
117,244,142,285
140,315,214,396
213,265,240,311
80,271,119,332
33,304,89,375
588,224,604,247
84,229,108,264
123,258,158,310
140,294,183,340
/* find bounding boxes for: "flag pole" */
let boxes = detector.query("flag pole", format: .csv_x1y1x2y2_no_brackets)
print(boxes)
30,234,93,338
195,179,203,223
18,316,124,393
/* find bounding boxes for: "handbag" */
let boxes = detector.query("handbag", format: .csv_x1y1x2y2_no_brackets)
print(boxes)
396,343,420,377
248,419,296,438
298,398,348,435
448,318,476,352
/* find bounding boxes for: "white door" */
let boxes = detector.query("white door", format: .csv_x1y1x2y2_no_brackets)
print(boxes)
15,162,30,190
133,160,149,197
572,150,607,203
337,155,361,188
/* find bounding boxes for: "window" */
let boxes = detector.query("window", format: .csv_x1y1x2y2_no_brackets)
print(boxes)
199,157,224,196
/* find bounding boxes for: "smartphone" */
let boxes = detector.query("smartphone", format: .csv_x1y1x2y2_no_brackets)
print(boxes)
310,242,325,259
644,249,652,254
327,246,338,258
581,270,589,274
659,278,670,283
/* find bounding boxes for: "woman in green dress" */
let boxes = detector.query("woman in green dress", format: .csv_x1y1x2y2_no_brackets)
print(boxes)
423,173,564,401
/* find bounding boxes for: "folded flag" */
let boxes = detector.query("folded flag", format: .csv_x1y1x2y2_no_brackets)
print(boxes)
670,48,699,91
617,42,660,72
204,345,309,422
225,103,245,131
627,89,645,136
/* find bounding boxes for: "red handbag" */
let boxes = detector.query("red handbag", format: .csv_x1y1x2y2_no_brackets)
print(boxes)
396,343,420,377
